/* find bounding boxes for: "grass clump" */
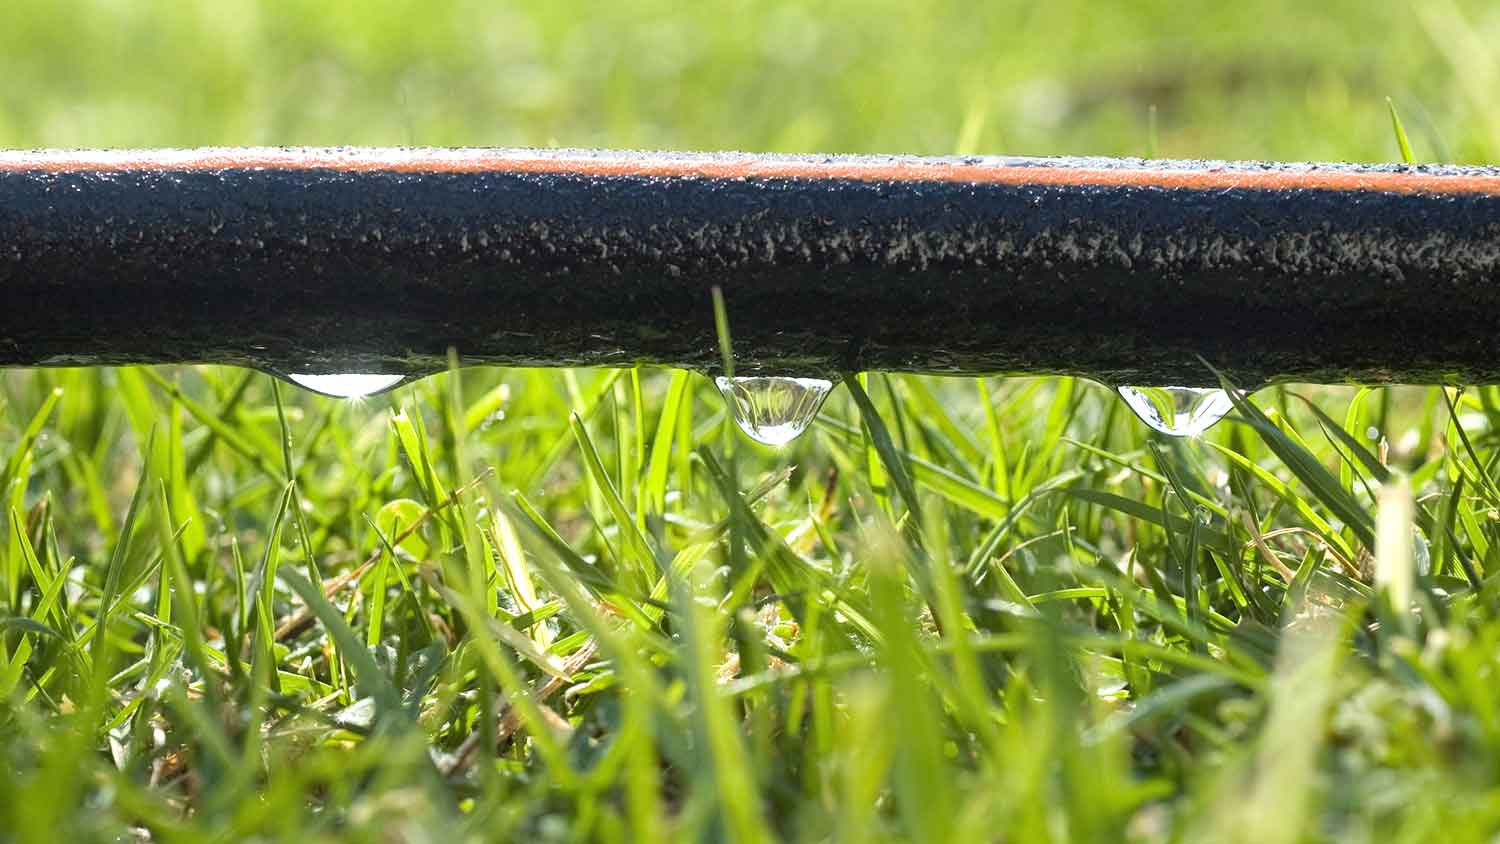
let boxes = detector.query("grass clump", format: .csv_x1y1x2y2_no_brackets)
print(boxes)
5,368,1500,842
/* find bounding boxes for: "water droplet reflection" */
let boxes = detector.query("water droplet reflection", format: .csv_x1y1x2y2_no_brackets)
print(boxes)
1117,386,1236,437
716,376,834,446
286,373,408,399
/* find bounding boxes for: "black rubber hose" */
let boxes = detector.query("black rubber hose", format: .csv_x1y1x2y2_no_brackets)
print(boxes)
2,148,1499,386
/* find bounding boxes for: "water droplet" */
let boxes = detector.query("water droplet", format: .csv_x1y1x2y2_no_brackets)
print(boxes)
1117,386,1236,437
715,376,834,446
285,373,408,399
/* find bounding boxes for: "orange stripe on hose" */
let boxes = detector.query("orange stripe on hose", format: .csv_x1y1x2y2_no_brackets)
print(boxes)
1,148,1499,195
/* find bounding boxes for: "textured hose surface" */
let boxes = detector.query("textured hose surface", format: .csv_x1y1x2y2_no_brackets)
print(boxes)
2,148,1499,385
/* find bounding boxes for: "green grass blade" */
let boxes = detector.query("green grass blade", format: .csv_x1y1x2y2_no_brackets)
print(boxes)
1388,97,1417,163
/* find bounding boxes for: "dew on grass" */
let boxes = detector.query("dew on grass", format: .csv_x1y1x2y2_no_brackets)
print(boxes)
1117,386,1236,437
285,373,408,399
715,376,834,446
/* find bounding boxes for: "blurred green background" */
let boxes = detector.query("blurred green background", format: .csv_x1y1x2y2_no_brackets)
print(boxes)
3,0,1495,163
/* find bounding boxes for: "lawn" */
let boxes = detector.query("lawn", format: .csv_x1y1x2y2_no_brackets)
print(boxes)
4,1,1500,841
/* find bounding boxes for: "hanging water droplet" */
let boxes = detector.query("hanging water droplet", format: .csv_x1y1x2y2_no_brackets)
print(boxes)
1117,386,1236,437
715,376,834,446
285,373,408,399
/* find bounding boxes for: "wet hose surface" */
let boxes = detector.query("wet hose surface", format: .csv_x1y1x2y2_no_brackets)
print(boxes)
2,148,1499,386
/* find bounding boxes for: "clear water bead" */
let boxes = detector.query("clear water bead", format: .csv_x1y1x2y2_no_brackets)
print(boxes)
1117,386,1236,437
715,376,834,447
286,373,408,399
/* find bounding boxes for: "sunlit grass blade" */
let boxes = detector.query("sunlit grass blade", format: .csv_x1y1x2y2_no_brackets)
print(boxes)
843,376,924,530
644,369,689,516
1388,97,1417,163
1218,381,1376,548
570,412,658,582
